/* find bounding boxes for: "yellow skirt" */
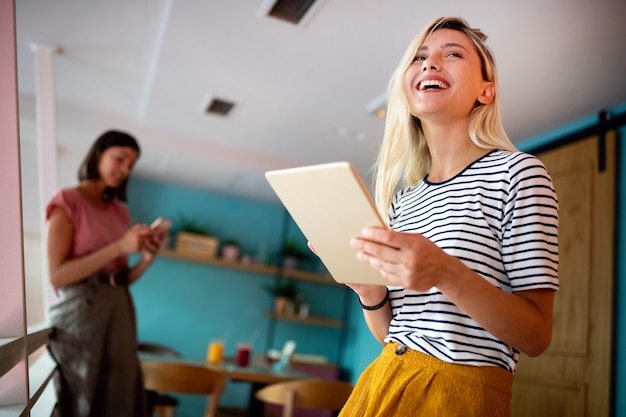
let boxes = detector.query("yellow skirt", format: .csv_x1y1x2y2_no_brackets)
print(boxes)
339,342,513,417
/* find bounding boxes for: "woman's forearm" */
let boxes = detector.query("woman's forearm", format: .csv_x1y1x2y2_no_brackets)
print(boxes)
49,241,123,289
363,306,393,344
128,256,154,284
439,256,555,356
358,289,393,344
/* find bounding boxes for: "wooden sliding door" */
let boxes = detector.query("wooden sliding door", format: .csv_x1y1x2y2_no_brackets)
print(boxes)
511,133,616,417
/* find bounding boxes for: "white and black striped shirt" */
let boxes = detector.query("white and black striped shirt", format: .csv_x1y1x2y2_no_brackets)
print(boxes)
384,150,559,373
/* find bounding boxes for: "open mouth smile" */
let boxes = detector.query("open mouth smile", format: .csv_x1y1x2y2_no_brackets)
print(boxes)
418,79,449,90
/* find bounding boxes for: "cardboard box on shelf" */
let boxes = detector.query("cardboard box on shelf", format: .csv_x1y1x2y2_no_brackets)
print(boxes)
175,232,218,259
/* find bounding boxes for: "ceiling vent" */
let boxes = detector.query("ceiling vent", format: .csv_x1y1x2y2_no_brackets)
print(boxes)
267,0,317,25
205,98,235,116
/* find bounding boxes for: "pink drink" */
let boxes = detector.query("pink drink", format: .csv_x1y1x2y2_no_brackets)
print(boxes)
236,343,251,367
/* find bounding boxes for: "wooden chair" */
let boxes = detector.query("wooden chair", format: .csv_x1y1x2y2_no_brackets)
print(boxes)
255,379,353,417
141,361,226,417
139,342,182,358
139,342,182,417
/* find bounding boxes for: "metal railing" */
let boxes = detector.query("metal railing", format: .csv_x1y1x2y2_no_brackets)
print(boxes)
0,324,56,417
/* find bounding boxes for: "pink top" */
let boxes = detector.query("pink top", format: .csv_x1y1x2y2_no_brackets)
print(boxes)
46,187,131,273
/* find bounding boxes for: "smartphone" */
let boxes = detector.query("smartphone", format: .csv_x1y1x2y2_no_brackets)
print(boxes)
149,217,172,248
150,217,172,234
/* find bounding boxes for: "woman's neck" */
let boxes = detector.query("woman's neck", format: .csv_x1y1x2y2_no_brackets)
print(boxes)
421,119,489,182
77,181,108,207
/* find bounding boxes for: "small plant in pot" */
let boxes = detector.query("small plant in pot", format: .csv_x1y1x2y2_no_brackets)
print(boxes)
176,213,211,236
221,239,240,261
264,279,299,316
280,240,309,270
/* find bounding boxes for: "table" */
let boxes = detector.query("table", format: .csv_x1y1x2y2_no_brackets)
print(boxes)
140,353,314,416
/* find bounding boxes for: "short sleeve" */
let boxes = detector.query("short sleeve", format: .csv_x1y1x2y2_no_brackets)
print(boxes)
46,188,79,221
502,154,559,292
45,188,130,271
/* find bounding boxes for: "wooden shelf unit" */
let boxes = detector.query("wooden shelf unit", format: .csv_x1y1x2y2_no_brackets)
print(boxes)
158,248,344,328
159,248,336,285
266,313,343,328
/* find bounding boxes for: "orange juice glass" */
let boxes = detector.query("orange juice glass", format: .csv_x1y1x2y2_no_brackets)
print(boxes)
207,340,224,363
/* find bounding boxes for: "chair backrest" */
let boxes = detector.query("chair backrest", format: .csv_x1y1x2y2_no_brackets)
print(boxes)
141,361,226,417
138,342,182,358
255,379,353,417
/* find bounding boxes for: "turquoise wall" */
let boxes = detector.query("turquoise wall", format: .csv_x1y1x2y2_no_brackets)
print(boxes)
336,292,384,381
127,180,348,413
128,102,625,415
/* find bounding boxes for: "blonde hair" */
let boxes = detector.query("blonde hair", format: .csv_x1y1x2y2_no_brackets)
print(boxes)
374,16,517,216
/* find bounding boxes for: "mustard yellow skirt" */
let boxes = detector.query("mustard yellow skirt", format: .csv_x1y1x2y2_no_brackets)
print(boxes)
339,342,513,417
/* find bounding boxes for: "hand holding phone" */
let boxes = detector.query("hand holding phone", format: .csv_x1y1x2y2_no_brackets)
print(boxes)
150,217,172,248
150,217,172,232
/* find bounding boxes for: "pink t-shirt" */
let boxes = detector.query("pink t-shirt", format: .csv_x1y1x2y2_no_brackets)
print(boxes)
46,187,131,273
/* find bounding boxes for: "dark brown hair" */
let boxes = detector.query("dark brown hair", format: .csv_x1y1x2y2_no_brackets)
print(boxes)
78,130,140,202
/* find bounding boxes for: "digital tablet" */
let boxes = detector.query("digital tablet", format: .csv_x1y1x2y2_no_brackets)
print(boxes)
265,161,390,286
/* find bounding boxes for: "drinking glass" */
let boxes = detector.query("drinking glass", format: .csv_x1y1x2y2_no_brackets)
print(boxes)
207,340,224,363
236,343,252,367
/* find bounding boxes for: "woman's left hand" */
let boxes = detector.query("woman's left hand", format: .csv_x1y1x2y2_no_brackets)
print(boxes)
350,227,456,291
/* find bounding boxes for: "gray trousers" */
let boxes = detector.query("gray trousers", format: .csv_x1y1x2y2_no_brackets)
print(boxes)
48,274,147,417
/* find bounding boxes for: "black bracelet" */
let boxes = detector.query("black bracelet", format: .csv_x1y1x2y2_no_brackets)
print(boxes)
359,288,390,311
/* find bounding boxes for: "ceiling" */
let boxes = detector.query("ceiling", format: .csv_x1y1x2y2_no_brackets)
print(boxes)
15,0,626,207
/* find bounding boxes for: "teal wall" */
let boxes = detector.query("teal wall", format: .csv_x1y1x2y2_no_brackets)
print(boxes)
336,292,384,381
127,180,349,413
128,102,625,415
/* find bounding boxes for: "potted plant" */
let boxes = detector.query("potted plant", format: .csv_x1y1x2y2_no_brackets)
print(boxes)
280,240,308,269
221,239,240,261
176,213,211,236
264,279,299,316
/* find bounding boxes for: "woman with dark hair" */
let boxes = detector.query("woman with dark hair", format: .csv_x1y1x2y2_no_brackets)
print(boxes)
77,129,140,202
46,130,166,417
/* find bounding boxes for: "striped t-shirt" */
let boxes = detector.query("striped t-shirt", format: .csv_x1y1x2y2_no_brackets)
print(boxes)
384,149,559,373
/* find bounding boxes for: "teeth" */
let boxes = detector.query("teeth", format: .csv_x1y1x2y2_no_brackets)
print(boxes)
419,80,448,90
